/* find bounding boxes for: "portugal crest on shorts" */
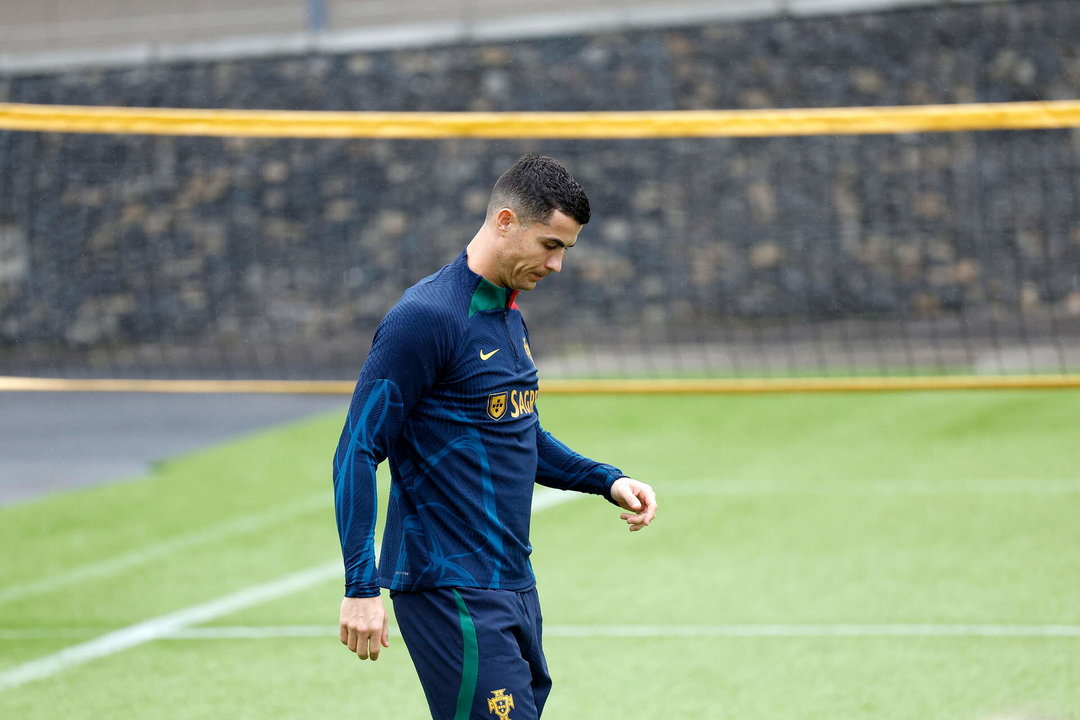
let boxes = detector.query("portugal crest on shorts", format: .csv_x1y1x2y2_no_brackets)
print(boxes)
487,391,508,420
487,688,515,719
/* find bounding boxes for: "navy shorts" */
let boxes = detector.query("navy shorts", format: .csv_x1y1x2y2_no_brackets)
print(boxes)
391,586,551,720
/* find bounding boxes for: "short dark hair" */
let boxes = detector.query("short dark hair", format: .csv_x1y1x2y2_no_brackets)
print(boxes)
487,153,590,226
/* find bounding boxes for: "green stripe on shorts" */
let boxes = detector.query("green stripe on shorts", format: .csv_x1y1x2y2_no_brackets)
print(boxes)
452,589,479,720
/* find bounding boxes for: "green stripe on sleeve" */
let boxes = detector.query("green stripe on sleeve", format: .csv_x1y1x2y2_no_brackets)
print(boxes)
453,589,479,720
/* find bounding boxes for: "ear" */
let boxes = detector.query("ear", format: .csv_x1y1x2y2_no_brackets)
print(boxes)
495,208,516,235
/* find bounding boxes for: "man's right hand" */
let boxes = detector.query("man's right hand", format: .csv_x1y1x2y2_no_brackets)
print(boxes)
339,595,390,661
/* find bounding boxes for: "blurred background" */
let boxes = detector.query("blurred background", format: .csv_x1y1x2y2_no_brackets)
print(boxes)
0,1,958,59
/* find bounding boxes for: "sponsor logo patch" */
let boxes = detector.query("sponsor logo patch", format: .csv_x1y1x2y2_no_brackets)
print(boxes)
486,389,538,420
509,389,537,418
487,392,508,420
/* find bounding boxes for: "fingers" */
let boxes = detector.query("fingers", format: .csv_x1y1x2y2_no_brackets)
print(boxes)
366,629,381,660
359,627,372,660
340,624,360,655
340,623,379,660
617,482,658,531
620,511,648,531
638,488,658,526
339,596,388,661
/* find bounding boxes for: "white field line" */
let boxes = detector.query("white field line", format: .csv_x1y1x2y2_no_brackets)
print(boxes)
0,493,330,605
0,488,580,692
105,623,1080,640
546,624,1080,638
0,561,340,692
665,479,1080,496
6,622,1080,642
0,628,113,640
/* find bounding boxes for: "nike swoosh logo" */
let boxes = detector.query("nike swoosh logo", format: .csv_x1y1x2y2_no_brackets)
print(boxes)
480,349,500,361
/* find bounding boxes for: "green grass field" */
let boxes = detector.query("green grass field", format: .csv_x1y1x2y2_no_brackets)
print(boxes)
1,391,1078,719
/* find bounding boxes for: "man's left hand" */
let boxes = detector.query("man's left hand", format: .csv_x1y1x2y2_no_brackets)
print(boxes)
609,477,657,531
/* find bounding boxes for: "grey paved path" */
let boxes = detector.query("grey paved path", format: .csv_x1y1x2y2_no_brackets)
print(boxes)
0,392,345,506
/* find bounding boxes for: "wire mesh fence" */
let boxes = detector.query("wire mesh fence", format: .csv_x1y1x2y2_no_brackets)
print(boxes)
1,125,1078,380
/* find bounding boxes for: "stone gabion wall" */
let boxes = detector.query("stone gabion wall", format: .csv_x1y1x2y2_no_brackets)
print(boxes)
1,0,1078,377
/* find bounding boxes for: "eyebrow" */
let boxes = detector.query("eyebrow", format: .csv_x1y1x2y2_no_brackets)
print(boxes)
543,236,576,249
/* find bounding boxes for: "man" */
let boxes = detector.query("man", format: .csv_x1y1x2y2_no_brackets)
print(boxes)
333,153,657,720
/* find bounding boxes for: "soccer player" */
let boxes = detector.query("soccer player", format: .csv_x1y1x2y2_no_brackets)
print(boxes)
333,153,657,720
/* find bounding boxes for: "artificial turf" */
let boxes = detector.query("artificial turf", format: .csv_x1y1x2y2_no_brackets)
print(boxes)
1,391,1078,719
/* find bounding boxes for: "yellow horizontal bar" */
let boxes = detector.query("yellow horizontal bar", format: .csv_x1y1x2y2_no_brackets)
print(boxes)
3,375,1080,395
539,376,1080,394
2,100,1080,138
0,376,352,394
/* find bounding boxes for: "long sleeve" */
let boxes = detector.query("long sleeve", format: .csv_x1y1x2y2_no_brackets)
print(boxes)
534,423,624,504
332,299,456,597
333,378,404,597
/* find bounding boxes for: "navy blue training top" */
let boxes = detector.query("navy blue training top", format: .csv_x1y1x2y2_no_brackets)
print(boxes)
333,250,624,597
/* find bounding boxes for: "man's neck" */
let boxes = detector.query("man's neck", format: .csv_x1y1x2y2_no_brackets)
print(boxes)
465,232,505,288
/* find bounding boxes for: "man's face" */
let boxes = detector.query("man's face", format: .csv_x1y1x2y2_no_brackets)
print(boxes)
495,208,581,291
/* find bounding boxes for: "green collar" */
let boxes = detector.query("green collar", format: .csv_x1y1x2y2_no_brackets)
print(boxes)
468,277,511,317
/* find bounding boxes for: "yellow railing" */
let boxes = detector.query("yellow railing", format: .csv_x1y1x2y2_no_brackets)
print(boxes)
2,376,1079,394
2,100,1080,138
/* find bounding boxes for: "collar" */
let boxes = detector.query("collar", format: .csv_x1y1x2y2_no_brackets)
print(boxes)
459,251,520,316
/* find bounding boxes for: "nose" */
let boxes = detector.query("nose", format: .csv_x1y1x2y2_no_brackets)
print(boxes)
545,250,564,273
